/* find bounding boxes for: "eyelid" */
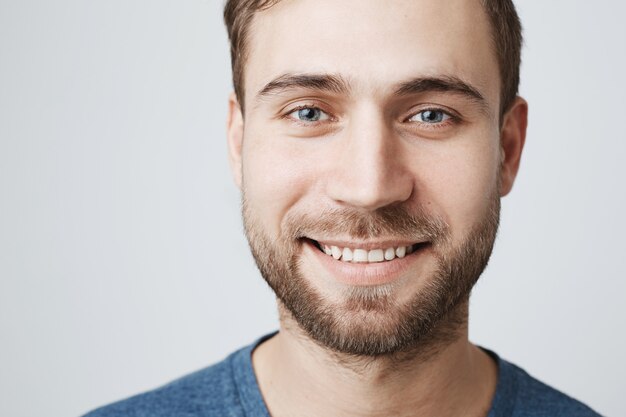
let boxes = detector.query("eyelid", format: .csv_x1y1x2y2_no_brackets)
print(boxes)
277,101,462,129
403,105,461,124
280,101,336,125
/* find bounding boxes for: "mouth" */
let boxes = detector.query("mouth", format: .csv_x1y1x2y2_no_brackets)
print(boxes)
305,238,430,264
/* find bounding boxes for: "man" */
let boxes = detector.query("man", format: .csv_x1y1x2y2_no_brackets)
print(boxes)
85,0,601,416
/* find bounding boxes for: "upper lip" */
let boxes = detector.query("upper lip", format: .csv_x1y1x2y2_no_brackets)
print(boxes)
307,238,425,250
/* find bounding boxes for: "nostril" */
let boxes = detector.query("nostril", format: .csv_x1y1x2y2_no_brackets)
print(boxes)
325,172,415,212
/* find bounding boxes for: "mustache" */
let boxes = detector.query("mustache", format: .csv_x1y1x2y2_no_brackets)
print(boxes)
283,205,449,243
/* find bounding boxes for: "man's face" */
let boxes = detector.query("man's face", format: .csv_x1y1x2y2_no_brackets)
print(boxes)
229,0,518,355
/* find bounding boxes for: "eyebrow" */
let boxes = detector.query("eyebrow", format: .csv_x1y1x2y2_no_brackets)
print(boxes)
254,72,489,112
256,73,350,100
393,76,486,105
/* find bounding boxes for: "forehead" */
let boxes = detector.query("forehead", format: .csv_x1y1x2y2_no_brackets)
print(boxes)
244,0,500,109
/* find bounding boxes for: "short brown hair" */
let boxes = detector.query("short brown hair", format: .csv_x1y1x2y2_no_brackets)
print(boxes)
224,0,522,118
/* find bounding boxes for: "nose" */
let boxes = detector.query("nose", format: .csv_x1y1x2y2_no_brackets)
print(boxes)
325,107,414,211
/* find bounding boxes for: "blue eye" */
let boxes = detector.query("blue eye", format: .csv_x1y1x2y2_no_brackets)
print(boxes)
409,110,450,123
289,107,330,123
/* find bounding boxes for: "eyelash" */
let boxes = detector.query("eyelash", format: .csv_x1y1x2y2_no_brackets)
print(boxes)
404,108,460,130
281,105,460,130
281,104,333,127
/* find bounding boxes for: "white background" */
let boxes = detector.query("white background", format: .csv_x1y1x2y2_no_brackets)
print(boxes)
1,1,624,416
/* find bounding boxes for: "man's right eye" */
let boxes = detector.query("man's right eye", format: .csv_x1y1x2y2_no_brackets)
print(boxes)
287,107,331,123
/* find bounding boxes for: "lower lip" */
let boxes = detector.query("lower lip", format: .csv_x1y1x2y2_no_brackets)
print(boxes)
302,239,430,286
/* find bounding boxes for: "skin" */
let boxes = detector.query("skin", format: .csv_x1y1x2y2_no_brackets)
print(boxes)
226,0,528,416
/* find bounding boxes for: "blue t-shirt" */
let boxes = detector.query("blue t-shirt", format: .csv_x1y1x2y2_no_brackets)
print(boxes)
83,333,601,417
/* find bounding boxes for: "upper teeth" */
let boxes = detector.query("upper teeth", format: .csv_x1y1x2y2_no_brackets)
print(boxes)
321,243,415,263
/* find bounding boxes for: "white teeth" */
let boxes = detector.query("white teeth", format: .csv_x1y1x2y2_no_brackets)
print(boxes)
353,249,369,263
368,249,384,262
319,242,420,263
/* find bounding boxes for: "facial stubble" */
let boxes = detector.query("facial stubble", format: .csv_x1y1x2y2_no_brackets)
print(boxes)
242,190,500,358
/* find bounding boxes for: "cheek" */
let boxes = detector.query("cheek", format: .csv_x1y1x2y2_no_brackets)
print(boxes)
419,135,500,237
242,132,317,237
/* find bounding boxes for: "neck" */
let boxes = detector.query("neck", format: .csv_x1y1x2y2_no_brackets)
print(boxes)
252,301,498,417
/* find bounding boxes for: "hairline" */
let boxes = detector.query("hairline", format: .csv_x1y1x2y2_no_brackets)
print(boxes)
232,0,517,120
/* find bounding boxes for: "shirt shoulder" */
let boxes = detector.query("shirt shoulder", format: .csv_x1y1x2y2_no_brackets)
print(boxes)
490,352,602,417
82,351,245,417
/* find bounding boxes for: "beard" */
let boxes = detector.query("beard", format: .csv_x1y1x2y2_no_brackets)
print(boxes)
242,187,500,358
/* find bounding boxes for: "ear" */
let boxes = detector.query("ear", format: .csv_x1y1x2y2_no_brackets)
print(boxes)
499,97,528,196
227,92,244,189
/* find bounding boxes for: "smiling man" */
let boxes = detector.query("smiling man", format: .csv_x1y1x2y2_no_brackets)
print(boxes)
85,1,600,416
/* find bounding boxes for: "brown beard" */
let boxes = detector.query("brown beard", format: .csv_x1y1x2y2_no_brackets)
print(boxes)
242,189,500,358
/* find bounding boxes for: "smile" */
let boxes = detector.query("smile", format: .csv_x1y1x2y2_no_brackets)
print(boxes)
303,238,431,286
309,239,428,264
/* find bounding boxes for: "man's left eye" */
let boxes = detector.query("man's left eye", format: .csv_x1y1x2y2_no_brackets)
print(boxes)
408,110,451,124
288,107,330,123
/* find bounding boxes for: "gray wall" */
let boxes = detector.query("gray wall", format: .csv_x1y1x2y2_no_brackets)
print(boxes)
0,1,623,416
